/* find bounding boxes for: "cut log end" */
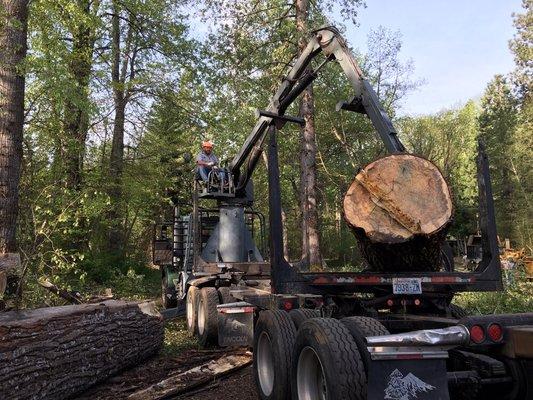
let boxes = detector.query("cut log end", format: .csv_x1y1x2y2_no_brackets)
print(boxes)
343,154,453,272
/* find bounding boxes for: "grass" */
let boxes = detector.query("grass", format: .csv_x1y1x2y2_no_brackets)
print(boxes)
455,277,533,314
163,319,200,356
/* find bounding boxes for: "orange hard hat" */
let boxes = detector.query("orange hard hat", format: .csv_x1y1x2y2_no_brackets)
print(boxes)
202,140,213,148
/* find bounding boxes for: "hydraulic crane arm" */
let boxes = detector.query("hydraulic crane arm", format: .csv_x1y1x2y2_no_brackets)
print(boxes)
229,26,405,194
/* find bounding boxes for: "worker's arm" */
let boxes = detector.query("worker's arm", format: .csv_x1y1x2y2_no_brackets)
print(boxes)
196,160,213,167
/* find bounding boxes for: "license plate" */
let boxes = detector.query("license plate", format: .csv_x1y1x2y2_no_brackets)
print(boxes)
392,278,422,294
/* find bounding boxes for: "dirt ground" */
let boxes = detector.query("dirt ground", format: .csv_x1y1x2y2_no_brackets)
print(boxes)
183,367,258,400
77,346,258,400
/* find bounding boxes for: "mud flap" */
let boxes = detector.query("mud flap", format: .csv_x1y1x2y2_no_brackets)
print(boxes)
217,302,254,347
367,347,450,400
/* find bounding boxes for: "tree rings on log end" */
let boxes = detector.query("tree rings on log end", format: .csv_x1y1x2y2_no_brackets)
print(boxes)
343,154,453,272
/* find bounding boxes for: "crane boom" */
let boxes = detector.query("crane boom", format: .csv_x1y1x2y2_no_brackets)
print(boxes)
229,26,405,194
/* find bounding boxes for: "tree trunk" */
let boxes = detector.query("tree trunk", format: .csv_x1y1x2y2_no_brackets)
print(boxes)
343,154,453,272
62,0,99,189
0,300,164,400
0,0,28,253
107,2,127,256
296,0,322,269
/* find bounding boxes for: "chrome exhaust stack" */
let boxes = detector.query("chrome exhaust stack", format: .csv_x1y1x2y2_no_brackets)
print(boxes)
366,325,470,347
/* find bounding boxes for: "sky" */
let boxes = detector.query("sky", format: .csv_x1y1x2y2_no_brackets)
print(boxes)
342,0,523,115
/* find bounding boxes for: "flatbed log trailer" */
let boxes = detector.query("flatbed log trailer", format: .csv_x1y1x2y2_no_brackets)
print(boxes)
153,26,533,400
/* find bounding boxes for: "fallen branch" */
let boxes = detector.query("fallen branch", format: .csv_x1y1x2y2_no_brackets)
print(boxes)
38,277,83,304
128,352,252,400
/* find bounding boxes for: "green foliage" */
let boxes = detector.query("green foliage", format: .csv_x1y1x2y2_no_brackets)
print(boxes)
455,278,533,314
13,0,532,310
509,0,532,101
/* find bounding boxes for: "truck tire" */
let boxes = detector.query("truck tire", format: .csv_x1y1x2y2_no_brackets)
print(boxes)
450,303,468,319
253,310,296,400
289,308,321,329
161,269,177,309
341,316,389,370
292,318,366,400
186,285,199,335
218,286,236,304
197,287,220,347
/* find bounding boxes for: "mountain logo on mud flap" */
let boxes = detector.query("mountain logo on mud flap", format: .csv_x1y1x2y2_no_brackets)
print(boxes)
384,368,435,400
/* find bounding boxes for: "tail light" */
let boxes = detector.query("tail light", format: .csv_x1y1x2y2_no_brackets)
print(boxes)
283,300,293,311
470,325,485,343
487,323,503,342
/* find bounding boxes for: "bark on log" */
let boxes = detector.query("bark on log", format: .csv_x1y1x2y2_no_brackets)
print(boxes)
0,300,164,400
343,154,453,272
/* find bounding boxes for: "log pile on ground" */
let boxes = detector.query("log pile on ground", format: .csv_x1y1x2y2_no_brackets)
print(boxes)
0,300,164,400
343,154,453,272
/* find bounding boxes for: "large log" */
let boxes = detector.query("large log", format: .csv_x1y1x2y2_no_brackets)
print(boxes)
0,300,164,400
343,154,453,272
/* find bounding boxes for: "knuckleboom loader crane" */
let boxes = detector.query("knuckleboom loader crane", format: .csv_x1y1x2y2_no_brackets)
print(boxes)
153,27,533,400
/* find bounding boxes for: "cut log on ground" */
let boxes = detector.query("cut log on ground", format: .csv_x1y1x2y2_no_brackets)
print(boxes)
128,352,252,400
343,154,453,272
0,300,164,400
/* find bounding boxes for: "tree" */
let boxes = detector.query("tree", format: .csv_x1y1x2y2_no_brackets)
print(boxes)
478,75,518,241
198,0,364,267
27,0,102,189
62,0,101,188
508,0,532,250
509,0,532,103
0,0,29,253
105,0,196,258
296,0,321,268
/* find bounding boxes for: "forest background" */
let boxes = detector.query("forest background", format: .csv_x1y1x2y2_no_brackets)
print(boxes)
1,0,531,312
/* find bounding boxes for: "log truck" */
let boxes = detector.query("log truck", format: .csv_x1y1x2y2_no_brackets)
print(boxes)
153,26,533,400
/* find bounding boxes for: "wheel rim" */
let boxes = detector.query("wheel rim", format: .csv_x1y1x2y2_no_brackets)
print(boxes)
186,293,194,329
257,331,275,396
198,298,206,335
297,346,327,400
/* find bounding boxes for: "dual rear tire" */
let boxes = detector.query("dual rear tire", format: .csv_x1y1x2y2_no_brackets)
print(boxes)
186,286,220,347
293,318,367,400
253,310,296,400
253,311,388,400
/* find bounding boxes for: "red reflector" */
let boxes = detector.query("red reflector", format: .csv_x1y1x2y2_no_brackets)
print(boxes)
395,353,423,360
387,299,394,307
487,323,503,342
414,299,421,306
470,325,485,343
283,301,293,311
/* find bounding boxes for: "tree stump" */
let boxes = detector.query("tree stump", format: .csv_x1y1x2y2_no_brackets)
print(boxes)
343,154,453,272
0,300,164,400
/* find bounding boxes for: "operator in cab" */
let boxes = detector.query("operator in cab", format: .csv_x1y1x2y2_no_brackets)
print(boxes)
196,140,219,182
